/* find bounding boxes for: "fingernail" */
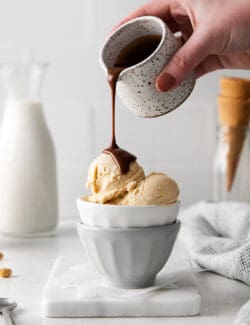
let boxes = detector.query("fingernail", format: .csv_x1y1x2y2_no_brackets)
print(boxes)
156,73,176,92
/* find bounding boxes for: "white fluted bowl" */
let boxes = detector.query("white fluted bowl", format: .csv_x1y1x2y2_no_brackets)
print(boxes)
77,220,180,288
76,196,180,228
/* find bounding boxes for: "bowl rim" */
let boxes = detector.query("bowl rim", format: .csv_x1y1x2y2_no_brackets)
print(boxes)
76,219,181,232
77,196,181,209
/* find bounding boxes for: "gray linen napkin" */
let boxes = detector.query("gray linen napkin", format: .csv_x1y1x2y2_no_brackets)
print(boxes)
234,300,250,325
179,201,250,324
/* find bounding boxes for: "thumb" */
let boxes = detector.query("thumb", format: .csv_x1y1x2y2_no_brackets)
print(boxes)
156,30,210,92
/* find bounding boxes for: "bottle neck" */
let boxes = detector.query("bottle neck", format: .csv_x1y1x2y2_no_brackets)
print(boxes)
2,100,44,125
4,99,43,110
0,63,48,101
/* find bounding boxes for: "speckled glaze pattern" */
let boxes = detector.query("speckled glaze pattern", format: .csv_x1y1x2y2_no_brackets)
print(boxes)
100,16,195,118
77,220,181,289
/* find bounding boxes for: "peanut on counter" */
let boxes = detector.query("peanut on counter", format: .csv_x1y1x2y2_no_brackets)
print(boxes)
0,268,12,278
0,252,12,277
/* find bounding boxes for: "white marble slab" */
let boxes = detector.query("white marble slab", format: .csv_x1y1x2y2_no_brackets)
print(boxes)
42,256,201,318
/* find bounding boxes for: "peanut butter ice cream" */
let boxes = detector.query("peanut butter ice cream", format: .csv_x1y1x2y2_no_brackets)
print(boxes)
114,173,179,206
86,153,145,204
86,154,179,206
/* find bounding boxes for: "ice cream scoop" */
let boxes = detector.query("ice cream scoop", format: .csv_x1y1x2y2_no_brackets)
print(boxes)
114,173,179,206
86,153,145,204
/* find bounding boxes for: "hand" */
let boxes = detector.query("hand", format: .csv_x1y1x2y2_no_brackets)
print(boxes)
114,0,250,92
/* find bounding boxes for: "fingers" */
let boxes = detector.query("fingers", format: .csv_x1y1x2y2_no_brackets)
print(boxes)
112,0,172,31
156,30,211,92
195,55,224,78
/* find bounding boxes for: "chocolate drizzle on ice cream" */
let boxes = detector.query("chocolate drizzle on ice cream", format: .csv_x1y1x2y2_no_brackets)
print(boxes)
103,66,136,174
86,35,180,206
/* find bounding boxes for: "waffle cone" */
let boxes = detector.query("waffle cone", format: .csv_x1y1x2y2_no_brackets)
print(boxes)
224,127,246,191
217,93,250,191
217,96,250,127
220,77,250,99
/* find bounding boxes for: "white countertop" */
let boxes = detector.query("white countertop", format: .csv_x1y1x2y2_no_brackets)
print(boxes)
0,219,249,325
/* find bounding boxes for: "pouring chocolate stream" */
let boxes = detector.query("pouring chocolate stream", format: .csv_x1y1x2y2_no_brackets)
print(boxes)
103,34,161,173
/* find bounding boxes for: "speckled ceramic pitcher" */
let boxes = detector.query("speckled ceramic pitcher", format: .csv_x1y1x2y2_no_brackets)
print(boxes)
100,16,195,118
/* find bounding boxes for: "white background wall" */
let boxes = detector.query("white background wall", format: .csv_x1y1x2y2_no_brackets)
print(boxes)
0,0,248,218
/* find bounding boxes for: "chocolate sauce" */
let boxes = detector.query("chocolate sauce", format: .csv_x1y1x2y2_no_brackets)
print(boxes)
114,34,162,67
103,34,161,173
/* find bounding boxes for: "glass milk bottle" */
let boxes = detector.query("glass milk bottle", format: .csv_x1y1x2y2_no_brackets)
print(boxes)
0,63,58,236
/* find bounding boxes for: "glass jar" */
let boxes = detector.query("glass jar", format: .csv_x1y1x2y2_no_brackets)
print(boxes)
213,125,250,202
0,63,58,237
